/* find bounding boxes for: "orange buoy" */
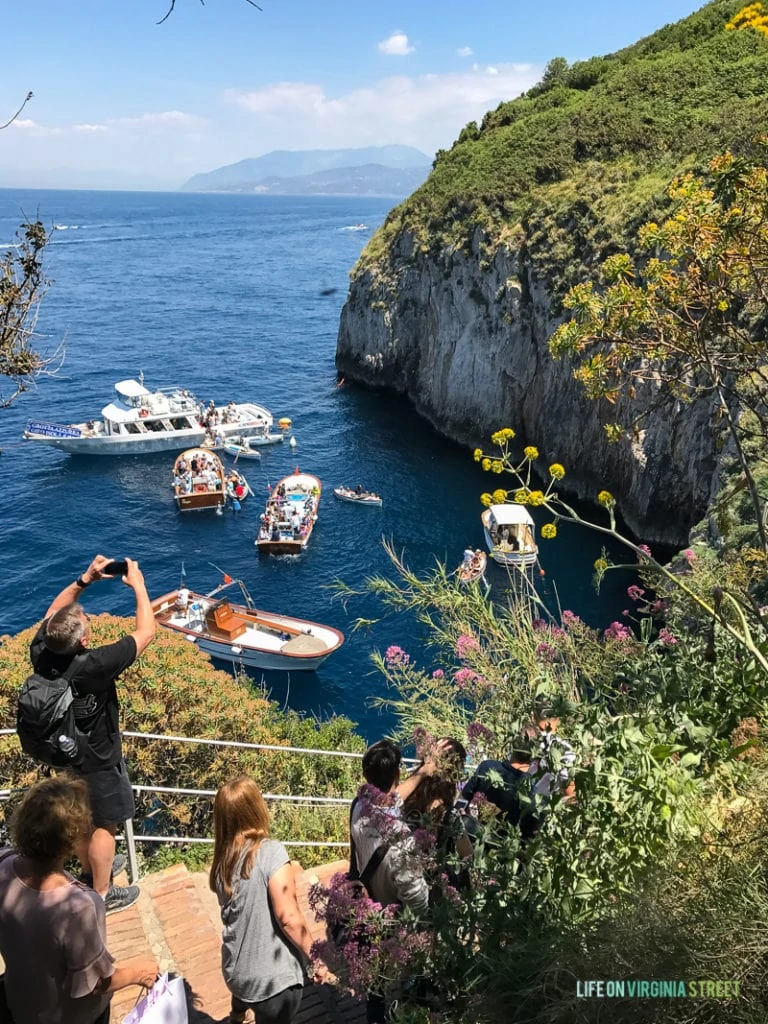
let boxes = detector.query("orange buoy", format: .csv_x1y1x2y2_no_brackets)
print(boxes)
294,466,300,474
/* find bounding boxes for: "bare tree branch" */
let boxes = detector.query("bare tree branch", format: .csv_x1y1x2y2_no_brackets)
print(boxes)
0,92,34,131
157,0,261,25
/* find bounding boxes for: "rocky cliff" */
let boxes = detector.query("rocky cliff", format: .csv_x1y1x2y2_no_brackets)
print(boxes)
336,0,767,546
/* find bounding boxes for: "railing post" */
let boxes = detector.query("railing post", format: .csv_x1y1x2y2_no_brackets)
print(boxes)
124,818,139,883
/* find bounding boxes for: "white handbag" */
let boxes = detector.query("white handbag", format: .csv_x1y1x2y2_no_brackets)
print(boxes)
121,972,188,1024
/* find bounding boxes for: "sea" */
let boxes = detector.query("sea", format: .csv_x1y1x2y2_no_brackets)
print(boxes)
0,189,631,742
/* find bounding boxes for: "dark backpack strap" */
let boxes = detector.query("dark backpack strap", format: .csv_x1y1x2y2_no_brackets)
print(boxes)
58,653,86,694
347,797,360,878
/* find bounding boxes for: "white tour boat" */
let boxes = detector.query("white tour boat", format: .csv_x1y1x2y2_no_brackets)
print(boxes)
481,504,539,568
151,580,344,671
23,379,275,456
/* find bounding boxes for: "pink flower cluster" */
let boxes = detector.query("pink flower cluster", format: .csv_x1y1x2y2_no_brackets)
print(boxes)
561,610,582,628
466,721,494,747
385,645,410,667
658,628,678,647
604,621,632,641
637,544,652,561
456,634,480,659
454,667,478,690
535,642,556,662
627,585,645,601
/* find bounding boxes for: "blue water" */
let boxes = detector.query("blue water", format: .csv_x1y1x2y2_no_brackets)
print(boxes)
0,189,630,741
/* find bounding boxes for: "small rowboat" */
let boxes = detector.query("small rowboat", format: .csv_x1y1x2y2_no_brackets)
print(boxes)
172,448,226,513
334,486,382,507
457,550,487,584
225,469,253,503
222,439,262,460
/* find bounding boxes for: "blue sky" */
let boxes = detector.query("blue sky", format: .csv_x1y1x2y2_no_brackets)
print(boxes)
0,0,708,189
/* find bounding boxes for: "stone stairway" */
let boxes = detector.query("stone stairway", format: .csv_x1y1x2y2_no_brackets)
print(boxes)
108,859,364,1024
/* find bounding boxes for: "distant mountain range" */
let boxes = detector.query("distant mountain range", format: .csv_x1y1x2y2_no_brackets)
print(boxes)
181,146,431,196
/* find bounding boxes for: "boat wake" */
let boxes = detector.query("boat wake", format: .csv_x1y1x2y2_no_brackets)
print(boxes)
339,224,368,232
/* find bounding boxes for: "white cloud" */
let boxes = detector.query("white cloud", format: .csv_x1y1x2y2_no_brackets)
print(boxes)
73,123,109,133
225,63,541,153
377,31,415,56
114,110,205,128
10,118,37,129
457,46,474,58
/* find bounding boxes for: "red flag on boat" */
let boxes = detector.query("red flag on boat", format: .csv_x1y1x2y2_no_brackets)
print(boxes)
223,574,233,584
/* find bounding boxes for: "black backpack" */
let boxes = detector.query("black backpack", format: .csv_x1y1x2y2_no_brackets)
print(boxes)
328,797,390,947
16,655,90,768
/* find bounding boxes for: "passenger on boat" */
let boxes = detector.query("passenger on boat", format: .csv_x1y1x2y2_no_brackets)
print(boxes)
270,524,281,542
190,456,199,473
462,547,475,567
182,471,193,494
176,587,190,613
178,457,189,474
235,483,246,499
299,523,308,538
257,526,269,541
355,483,363,495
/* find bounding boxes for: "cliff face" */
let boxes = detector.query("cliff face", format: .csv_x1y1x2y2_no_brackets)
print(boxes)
336,228,720,547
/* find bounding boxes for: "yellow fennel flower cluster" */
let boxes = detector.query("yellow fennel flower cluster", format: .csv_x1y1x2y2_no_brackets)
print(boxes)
549,463,566,480
527,490,546,506
523,446,539,460
541,523,557,540
514,489,529,504
594,557,609,572
490,428,516,445
492,489,508,503
473,448,484,462
481,458,492,471
726,2,768,36
491,460,504,474
480,492,493,507
597,490,615,508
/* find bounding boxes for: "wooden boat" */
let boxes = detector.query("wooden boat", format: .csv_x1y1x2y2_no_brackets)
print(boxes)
333,485,382,507
481,504,538,568
172,449,226,513
151,580,344,671
256,470,320,555
457,550,487,584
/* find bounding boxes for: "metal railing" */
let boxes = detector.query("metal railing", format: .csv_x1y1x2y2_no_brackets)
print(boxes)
0,728,418,882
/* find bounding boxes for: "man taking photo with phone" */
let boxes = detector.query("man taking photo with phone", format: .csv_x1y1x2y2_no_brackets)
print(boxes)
29,554,156,913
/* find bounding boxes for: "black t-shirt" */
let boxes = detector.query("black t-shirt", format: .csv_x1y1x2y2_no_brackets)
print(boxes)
30,621,137,771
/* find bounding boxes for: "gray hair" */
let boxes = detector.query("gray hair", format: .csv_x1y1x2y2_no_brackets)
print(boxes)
44,602,86,655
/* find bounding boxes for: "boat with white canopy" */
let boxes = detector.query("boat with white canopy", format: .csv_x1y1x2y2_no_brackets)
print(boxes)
481,504,538,568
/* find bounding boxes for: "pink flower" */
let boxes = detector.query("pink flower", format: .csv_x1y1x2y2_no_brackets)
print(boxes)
604,621,632,641
627,585,645,601
658,628,678,647
561,610,582,628
432,668,444,679
684,549,696,563
385,645,410,667
651,599,668,614
622,609,630,617
454,668,478,690
535,642,556,662
456,634,480,659
532,618,548,631
637,544,652,561
467,721,494,746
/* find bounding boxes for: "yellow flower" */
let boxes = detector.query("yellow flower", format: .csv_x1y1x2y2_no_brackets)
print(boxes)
549,463,565,480
594,557,609,572
473,448,483,462
717,299,729,312
527,490,546,506
491,428,516,445
541,523,557,540
514,489,529,504
597,490,615,508
523,446,539,460
481,458,491,471
491,460,504,474
492,489,507,503
480,492,493,507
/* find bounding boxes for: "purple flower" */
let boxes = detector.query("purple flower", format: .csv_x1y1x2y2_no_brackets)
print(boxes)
456,634,480,658
622,609,630,617
532,618,548,631
658,628,678,647
535,641,556,662
385,645,410,667
651,599,669,614
561,610,582,628
466,721,494,746
627,585,645,601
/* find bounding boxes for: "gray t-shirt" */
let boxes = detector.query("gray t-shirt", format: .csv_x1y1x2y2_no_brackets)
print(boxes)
216,838,304,1003
0,850,114,1024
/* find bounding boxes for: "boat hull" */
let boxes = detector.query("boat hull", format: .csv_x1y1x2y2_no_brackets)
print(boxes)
333,487,382,507
222,443,262,460
482,526,538,567
152,589,343,672
458,552,488,583
24,420,272,456
176,493,226,512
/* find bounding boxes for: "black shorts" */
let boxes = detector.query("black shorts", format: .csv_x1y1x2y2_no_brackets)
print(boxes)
231,985,303,1024
79,760,135,829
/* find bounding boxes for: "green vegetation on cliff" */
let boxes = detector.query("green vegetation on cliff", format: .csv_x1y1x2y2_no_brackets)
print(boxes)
360,0,768,282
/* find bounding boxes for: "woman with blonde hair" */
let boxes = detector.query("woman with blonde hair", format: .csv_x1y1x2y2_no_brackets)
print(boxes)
210,776,326,1024
0,776,157,1024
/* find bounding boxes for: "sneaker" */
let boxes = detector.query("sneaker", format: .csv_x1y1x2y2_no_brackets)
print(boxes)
78,853,128,888
104,884,140,915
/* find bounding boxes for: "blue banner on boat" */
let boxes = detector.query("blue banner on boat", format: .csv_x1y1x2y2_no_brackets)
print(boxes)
26,421,82,438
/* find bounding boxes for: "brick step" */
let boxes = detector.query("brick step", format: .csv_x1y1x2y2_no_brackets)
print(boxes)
106,860,364,1024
